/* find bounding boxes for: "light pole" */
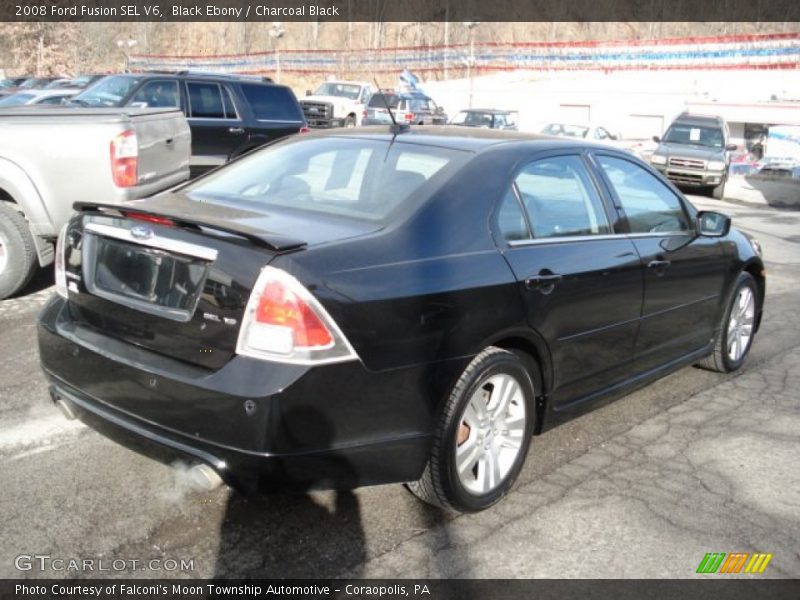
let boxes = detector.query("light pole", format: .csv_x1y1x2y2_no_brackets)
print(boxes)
116,38,138,72
269,22,285,82
463,21,479,109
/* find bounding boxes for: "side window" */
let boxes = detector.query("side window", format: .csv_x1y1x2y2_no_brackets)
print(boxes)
497,189,531,241
240,83,304,122
130,80,180,108
221,86,238,119
187,82,226,119
597,155,691,234
514,155,611,239
595,127,609,140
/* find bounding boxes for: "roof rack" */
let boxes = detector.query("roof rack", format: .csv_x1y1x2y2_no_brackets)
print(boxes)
141,69,273,83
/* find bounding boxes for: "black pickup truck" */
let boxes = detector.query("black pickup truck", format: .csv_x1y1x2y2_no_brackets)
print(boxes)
69,71,309,176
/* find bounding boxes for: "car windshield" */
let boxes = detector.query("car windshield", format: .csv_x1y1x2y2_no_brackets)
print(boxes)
663,124,724,148
70,75,139,107
185,137,472,222
542,123,589,138
313,83,362,100
0,93,35,107
368,93,400,109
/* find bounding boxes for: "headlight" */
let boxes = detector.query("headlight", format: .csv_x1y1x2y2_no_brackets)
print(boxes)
749,237,763,257
650,154,667,165
707,160,726,171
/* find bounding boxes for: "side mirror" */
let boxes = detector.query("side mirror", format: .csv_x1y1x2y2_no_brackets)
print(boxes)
305,90,312,96
652,135,661,143
697,211,731,237
609,134,618,140
725,143,738,151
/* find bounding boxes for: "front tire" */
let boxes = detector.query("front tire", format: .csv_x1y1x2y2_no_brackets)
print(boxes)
0,201,38,299
710,179,726,200
699,272,758,373
408,347,537,512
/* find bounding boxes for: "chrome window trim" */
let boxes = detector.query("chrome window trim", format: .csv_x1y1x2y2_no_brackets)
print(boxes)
507,231,692,247
84,222,218,262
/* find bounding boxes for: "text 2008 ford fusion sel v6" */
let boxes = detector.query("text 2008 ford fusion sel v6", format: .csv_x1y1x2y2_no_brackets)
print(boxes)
38,127,764,512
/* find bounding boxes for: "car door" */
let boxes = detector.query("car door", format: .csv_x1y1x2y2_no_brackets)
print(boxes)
497,152,643,406
593,153,727,372
185,80,244,170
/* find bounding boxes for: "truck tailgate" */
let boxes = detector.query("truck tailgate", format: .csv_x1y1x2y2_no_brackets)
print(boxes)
131,109,191,192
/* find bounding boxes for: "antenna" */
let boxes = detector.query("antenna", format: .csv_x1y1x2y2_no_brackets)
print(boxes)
373,78,408,135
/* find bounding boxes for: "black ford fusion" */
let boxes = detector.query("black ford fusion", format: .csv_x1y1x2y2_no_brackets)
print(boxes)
38,127,764,512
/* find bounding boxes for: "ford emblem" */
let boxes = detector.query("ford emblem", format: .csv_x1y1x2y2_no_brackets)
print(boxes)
130,225,154,240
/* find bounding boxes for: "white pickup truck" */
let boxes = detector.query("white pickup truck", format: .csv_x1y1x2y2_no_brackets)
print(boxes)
300,81,374,128
0,107,191,298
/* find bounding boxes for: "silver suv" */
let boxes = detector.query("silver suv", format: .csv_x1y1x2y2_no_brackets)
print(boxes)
650,113,737,199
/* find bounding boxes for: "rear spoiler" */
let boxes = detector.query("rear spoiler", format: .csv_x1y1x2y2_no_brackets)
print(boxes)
74,201,307,252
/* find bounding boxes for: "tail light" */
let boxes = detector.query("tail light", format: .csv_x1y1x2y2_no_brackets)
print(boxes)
236,266,358,365
362,109,368,119
404,113,415,122
54,223,69,299
298,126,311,134
110,129,138,187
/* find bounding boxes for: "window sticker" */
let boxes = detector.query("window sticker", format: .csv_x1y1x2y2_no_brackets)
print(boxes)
689,128,701,141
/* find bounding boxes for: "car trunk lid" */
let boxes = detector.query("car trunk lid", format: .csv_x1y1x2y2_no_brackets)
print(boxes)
65,195,379,369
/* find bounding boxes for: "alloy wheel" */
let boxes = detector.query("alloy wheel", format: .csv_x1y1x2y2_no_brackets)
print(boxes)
455,373,527,495
727,286,755,362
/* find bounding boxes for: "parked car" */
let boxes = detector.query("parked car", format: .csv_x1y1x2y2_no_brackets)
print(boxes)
300,80,374,128
0,88,78,107
541,122,619,141
65,74,106,89
16,77,61,90
38,128,764,512
68,71,307,175
0,77,28,96
363,90,447,126
649,113,737,199
449,109,518,130
0,106,190,298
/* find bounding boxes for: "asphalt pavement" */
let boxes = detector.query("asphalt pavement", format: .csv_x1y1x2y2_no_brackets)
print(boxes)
0,195,798,579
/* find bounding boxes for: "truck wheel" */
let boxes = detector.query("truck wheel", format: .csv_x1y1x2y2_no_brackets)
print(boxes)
710,180,726,200
0,201,38,299
344,116,356,128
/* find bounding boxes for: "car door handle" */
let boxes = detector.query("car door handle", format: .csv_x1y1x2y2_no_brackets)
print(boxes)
229,127,245,134
647,259,671,270
164,137,174,145
525,273,563,293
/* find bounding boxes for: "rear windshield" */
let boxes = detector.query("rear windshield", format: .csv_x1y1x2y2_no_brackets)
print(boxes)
70,75,140,107
368,94,400,109
185,137,471,221
0,93,35,107
240,83,303,122
663,124,724,148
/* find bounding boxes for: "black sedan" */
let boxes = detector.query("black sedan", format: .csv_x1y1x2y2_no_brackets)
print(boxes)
38,127,764,512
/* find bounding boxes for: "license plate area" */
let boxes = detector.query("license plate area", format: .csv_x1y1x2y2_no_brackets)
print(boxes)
83,231,211,322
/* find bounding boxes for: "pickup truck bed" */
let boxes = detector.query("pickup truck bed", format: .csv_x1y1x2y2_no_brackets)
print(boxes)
0,107,190,298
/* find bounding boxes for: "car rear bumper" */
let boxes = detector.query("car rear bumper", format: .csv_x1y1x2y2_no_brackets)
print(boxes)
37,295,437,493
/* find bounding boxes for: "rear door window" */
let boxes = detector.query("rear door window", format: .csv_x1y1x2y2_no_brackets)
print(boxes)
597,155,691,233
513,155,611,239
187,82,229,119
130,80,180,108
240,83,303,122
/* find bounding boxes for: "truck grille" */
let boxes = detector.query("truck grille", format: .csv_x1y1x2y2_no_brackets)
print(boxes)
301,101,333,121
668,157,706,170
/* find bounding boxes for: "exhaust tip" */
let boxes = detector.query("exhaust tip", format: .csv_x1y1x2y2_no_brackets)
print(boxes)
55,398,77,421
187,464,224,492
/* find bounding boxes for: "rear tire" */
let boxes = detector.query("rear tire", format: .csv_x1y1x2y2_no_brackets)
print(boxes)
0,201,38,299
698,272,758,373
407,347,537,512
344,116,356,128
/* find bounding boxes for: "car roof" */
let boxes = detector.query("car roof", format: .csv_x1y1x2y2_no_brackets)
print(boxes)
672,113,725,127
130,71,282,87
461,108,515,114
310,125,618,153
